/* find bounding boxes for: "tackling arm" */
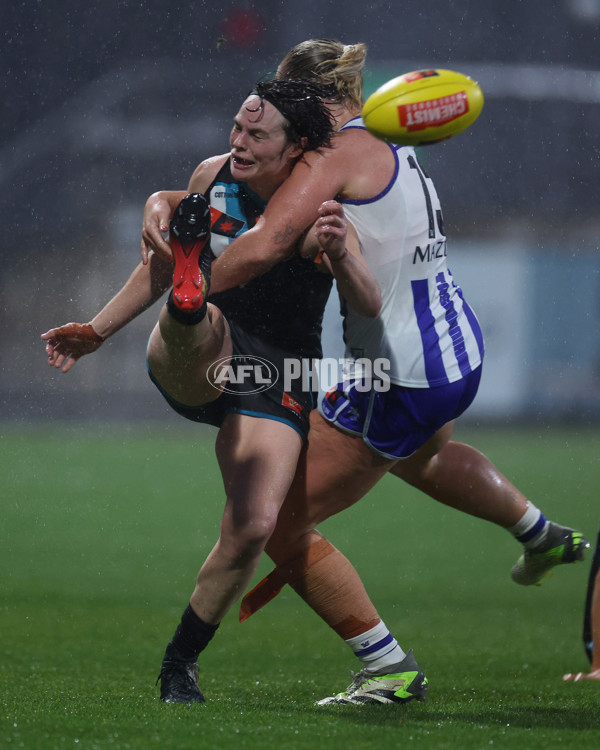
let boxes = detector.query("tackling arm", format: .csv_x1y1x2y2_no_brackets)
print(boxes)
209,145,349,294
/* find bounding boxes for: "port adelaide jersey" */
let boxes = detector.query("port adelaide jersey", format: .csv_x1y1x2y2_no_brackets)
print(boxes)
339,117,484,388
206,160,332,359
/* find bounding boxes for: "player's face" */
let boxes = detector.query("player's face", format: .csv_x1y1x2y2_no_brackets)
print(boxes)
230,95,302,197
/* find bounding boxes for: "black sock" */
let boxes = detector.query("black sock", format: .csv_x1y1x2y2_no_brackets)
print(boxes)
166,289,207,326
163,605,219,663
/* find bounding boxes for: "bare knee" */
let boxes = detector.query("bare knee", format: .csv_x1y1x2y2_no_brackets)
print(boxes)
266,526,318,566
393,453,438,487
219,514,278,567
390,422,454,485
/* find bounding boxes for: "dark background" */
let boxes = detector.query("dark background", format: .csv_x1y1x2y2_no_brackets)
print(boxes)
4,0,600,240
2,0,600,421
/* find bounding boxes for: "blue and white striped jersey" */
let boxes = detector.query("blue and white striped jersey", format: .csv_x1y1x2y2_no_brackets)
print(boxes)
340,117,484,388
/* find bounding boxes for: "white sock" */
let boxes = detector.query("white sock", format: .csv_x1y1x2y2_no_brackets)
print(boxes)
344,621,406,675
508,502,549,549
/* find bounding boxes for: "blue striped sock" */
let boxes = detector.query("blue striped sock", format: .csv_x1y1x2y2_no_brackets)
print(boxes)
509,502,549,549
344,621,406,674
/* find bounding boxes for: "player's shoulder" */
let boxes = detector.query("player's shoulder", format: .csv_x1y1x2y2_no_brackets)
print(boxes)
301,124,392,185
337,123,392,152
188,153,230,192
308,124,387,161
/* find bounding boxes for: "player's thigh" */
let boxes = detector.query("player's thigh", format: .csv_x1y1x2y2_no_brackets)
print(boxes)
273,412,395,539
215,413,304,537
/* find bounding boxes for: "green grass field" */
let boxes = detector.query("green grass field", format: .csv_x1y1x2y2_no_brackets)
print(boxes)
2,422,600,749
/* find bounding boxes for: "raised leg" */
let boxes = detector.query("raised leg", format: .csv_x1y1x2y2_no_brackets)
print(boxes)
147,301,231,406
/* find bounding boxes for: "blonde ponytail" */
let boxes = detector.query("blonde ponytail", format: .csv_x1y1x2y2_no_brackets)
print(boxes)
279,39,367,109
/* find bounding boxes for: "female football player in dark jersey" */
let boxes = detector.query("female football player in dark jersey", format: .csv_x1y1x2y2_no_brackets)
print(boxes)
41,78,385,704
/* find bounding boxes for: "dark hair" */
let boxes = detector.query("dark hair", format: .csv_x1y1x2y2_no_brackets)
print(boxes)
250,78,335,151
278,39,367,109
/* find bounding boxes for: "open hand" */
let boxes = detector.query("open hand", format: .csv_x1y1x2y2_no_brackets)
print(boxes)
41,322,104,373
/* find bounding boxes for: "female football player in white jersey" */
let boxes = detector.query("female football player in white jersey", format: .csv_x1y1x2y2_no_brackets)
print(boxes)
142,39,589,704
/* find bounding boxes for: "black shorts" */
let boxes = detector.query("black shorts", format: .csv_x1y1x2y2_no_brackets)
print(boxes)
147,322,316,441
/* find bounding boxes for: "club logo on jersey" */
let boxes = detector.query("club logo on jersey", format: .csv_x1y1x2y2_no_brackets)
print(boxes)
207,355,279,394
282,392,303,415
398,91,469,132
209,207,245,237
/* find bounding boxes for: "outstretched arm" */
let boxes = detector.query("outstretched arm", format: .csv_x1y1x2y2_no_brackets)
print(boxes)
43,156,227,374
41,252,172,373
